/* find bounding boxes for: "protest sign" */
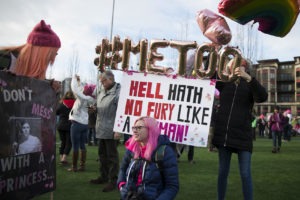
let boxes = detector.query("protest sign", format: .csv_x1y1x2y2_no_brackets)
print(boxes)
114,71,215,147
0,72,56,200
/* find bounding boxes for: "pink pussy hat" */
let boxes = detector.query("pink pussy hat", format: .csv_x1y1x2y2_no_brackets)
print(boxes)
27,20,61,48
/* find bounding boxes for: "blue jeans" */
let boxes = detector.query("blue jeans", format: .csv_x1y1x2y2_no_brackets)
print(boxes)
88,127,97,144
217,147,253,200
272,131,282,148
71,121,88,152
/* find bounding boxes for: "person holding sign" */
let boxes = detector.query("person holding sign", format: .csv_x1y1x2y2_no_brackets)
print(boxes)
89,70,122,192
212,59,268,200
117,116,179,200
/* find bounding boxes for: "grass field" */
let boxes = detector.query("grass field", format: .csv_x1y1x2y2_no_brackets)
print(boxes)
33,136,300,200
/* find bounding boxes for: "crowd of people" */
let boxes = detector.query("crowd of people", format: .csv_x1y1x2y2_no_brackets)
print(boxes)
250,106,300,153
53,68,299,199
2,19,300,200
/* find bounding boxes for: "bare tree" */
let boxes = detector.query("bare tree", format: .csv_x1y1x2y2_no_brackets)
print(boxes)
69,50,80,77
86,65,98,84
232,23,262,63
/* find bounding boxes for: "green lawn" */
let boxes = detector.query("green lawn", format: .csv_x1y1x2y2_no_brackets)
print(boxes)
33,136,300,200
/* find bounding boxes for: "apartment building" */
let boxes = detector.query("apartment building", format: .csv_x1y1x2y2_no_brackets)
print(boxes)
253,56,300,116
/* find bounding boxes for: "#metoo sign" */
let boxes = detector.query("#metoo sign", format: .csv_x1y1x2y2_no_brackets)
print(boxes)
114,72,215,147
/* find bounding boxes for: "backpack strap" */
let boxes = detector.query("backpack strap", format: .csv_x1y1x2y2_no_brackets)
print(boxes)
155,145,167,170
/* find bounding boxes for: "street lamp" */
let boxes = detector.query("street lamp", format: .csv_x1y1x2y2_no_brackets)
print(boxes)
110,0,115,42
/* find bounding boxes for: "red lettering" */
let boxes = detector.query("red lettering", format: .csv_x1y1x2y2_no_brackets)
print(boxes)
125,99,134,115
146,82,154,98
125,99,142,116
147,102,155,116
138,81,147,97
155,83,163,99
129,81,139,96
129,81,163,99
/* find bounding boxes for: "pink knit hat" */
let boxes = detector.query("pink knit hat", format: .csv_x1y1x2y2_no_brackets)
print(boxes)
83,84,96,98
27,20,61,48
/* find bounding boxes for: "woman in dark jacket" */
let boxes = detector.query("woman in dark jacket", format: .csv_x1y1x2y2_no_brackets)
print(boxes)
56,91,75,164
117,116,179,200
212,59,268,200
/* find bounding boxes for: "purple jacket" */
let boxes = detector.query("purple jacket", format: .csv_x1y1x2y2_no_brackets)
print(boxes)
270,113,284,131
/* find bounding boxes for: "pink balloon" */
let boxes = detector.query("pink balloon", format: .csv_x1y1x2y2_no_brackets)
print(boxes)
196,9,232,45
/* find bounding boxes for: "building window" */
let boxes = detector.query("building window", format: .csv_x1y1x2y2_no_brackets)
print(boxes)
278,73,293,81
270,72,276,79
278,94,293,102
270,81,276,90
262,72,268,80
297,82,300,92
257,73,261,80
263,107,268,114
279,84,293,91
270,93,275,102
280,64,292,69
297,94,300,102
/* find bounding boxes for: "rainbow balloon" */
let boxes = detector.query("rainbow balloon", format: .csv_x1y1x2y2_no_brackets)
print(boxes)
218,0,299,37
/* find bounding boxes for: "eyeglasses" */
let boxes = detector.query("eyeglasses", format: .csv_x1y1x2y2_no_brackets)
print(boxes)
132,126,146,131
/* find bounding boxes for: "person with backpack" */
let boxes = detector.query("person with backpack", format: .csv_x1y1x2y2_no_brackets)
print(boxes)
117,116,179,200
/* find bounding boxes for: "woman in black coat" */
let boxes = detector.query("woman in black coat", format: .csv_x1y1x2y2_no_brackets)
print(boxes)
212,59,268,200
56,91,75,164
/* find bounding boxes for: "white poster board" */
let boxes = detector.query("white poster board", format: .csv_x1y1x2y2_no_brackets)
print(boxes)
113,71,215,147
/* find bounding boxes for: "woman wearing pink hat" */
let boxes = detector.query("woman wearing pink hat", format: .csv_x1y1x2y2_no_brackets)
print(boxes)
0,20,61,90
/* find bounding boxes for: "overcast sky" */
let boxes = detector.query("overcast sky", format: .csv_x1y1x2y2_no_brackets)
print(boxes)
1,0,300,82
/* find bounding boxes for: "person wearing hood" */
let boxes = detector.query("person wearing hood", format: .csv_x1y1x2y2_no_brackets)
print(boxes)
117,116,179,200
212,58,268,200
56,91,76,165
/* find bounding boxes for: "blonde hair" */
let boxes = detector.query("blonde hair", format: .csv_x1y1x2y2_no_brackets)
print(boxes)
10,44,58,79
